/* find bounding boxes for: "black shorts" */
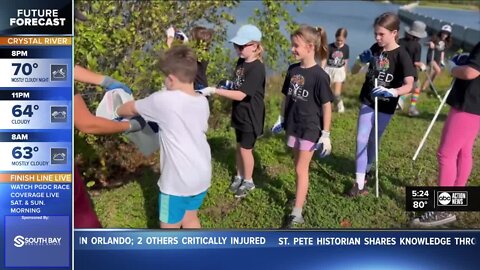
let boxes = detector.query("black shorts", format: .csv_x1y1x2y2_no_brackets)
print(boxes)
235,129,256,149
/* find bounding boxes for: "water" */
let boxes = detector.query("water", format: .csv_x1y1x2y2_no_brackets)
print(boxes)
225,1,477,69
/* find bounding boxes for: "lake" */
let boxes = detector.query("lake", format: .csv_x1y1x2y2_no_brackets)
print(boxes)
226,1,479,69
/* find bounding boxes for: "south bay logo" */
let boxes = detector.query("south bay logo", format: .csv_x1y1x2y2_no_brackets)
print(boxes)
13,235,62,248
437,191,468,207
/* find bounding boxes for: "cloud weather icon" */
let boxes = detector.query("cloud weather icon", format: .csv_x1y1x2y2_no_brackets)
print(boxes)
52,68,66,79
51,111,67,119
52,153,66,161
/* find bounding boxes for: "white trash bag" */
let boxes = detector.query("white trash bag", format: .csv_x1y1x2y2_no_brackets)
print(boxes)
95,89,160,156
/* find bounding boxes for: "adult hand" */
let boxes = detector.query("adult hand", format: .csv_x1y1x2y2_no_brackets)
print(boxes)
358,49,373,64
125,116,146,133
316,130,331,158
271,115,284,134
371,86,398,98
101,76,132,94
196,87,216,96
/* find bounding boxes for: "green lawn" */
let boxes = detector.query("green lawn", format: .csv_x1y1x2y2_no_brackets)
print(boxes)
91,71,480,229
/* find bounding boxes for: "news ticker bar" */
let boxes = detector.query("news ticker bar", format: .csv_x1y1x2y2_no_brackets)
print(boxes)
406,186,480,211
74,230,479,250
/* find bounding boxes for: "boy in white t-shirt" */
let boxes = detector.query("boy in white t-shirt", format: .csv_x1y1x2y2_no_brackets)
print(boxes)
116,45,211,229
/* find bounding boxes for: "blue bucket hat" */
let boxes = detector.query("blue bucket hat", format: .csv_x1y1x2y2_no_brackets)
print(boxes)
229,24,262,45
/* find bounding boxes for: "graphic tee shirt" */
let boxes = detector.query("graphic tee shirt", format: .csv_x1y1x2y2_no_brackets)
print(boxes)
135,90,211,196
399,37,421,79
231,58,266,137
327,43,349,68
447,42,480,116
359,43,416,115
282,63,334,142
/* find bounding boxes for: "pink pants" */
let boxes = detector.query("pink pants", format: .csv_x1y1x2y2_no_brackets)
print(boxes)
437,107,480,186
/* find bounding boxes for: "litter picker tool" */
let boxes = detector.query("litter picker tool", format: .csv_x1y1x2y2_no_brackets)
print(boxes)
425,49,442,101
412,80,455,162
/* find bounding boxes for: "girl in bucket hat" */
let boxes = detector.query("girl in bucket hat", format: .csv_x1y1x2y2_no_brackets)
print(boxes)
398,20,428,116
420,24,453,94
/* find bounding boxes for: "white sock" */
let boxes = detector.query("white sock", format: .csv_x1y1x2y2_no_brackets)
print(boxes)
291,207,303,217
243,178,253,183
235,174,243,180
356,173,366,190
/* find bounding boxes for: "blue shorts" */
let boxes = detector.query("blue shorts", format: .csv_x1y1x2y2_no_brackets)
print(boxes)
158,191,207,224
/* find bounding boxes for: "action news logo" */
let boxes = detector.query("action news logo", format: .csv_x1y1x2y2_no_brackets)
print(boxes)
13,235,62,248
437,191,468,207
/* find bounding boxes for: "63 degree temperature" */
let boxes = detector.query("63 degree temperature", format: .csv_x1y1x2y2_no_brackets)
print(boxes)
12,146,39,159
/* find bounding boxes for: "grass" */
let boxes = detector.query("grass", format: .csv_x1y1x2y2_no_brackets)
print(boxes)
91,71,480,229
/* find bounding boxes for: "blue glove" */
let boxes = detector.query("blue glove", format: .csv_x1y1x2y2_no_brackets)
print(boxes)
358,49,373,64
271,115,284,134
217,79,234,90
450,53,470,66
101,76,132,94
371,86,398,98
448,53,470,74
125,116,146,133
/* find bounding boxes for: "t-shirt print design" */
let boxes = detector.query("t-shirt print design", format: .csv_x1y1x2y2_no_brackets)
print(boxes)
436,40,445,51
375,52,390,72
288,74,309,102
329,50,345,67
234,67,245,89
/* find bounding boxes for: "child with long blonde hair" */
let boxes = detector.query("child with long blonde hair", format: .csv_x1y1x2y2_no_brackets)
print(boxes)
273,25,333,228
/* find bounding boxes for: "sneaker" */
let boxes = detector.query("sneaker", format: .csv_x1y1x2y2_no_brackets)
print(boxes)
229,176,243,193
408,107,420,117
283,214,304,229
234,180,255,198
411,211,456,227
347,183,369,197
337,99,345,113
397,97,405,111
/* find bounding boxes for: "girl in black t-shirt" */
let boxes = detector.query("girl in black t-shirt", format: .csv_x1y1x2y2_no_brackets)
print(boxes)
275,25,333,228
197,24,266,199
325,28,350,113
420,24,452,94
412,42,480,227
349,12,415,197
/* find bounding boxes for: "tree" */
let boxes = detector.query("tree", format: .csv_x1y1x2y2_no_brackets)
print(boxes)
74,0,305,185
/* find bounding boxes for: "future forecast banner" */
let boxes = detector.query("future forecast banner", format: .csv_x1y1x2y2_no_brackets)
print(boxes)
0,0,73,268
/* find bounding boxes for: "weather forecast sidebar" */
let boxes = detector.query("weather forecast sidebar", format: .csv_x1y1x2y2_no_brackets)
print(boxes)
0,0,73,269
